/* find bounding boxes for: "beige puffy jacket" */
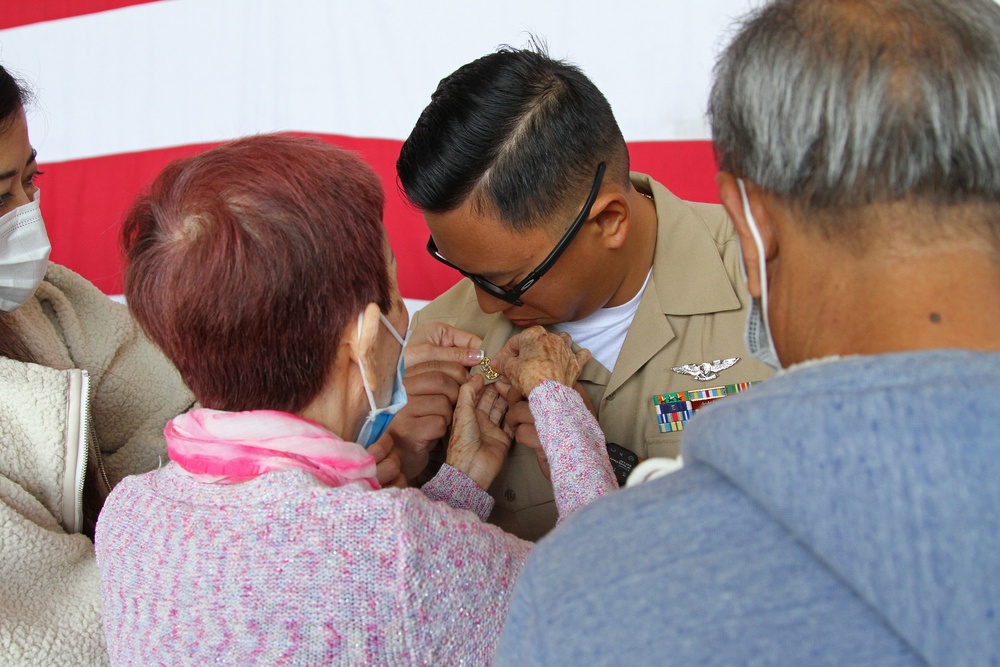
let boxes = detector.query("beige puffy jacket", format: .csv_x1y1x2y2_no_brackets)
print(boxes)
0,263,194,666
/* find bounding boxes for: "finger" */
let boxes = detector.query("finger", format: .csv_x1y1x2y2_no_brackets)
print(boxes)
488,388,508,426
492,378,513,401
495,328,530,359
393,413,449,446
461,372,485,402
477,384,508,423
411,321,483,349
490,352,515,378
494,326,552,366
514,423,542,450
557,331,574,348
507,325,546,354
406,358,472,385
491,349,525,380
431,323,484,351
505,398,533,426
401,393,457,426
404,370,462,404
366,432,394,463
502,420,515,440
405,342,485,369
575,347,592,369
523,324,547,338
505,384,526,406
476,383,500,413
375,454,402,487
455,377,478,414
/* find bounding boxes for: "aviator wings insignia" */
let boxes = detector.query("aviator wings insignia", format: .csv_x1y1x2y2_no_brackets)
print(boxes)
670,357,740,382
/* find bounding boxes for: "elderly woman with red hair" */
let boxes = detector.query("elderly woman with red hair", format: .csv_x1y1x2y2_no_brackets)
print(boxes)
95,134,616,665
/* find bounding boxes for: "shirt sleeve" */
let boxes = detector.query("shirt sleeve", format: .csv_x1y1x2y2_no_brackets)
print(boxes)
530,381,618,522
392,490,533,663
419,462,495,521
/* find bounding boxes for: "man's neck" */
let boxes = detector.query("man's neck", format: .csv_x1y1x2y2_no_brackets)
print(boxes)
780,242,1000,363
605,187,658,308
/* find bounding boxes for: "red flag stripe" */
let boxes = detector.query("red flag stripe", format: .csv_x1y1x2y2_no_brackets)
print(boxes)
0,1,159,30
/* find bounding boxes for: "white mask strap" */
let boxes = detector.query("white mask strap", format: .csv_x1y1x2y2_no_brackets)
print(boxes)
737,178,769,319
356,311,408,411
737,178,782,369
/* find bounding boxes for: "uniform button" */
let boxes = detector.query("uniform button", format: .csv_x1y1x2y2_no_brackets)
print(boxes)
606,392,617,401
504,489,516,502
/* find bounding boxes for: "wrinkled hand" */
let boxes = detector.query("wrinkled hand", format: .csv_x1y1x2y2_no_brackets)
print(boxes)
489,328,594,480
491,327,592,397
367,432,407,488
446,374,514,490
386,321,484,481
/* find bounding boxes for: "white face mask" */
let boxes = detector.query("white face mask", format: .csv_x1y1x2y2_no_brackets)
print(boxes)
0,189,50,311
355,312,410,448
737,179,781,369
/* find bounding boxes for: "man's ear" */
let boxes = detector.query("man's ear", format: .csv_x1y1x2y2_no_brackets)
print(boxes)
589,193,630,250
717,172,779,299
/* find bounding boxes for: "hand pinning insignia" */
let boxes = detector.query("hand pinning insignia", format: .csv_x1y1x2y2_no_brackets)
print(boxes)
671,357,740,382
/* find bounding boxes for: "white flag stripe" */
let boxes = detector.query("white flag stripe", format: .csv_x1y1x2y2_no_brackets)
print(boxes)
1,0,755,163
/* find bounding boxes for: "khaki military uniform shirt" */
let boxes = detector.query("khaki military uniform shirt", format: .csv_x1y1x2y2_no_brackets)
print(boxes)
411,173,774,540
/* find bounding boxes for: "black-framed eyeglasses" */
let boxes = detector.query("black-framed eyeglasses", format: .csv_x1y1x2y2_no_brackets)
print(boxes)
426,162,606,306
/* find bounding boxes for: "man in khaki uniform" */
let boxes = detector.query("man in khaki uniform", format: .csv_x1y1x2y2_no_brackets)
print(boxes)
396,47,772,540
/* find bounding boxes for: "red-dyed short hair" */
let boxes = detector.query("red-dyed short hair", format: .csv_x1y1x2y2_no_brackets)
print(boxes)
123,134,391,413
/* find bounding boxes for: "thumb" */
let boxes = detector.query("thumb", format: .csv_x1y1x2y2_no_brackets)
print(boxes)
457,373,485,408
432,323,484,350
413,321,483,349
366,432,394,463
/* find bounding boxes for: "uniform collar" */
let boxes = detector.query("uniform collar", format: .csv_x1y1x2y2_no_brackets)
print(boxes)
632,172,743,316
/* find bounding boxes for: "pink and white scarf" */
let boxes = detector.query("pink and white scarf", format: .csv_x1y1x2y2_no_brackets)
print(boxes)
166,408,380,490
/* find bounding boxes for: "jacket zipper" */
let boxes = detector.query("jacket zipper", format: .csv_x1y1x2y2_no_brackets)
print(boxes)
63,369,91,534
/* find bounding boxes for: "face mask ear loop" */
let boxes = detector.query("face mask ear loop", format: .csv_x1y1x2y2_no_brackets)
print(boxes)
378,312,407,346
737,178,772,340
357,314,378,412
359,312,409,412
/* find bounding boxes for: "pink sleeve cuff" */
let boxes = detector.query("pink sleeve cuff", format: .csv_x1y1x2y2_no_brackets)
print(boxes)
420,463,495,522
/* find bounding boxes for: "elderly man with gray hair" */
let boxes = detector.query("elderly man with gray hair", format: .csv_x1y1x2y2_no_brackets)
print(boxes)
494,0,1000,664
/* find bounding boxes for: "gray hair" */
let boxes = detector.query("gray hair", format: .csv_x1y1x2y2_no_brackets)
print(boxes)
709,0,1000,236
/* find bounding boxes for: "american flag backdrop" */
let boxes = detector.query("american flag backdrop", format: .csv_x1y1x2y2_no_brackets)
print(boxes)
0,0,756,303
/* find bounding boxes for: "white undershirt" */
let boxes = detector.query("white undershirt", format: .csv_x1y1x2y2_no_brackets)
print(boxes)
553,269,652,372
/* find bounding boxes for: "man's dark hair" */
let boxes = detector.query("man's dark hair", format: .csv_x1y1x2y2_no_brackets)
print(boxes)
397,46,629,233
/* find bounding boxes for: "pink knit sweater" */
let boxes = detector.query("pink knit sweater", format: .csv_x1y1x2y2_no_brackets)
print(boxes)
95,382,616,665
